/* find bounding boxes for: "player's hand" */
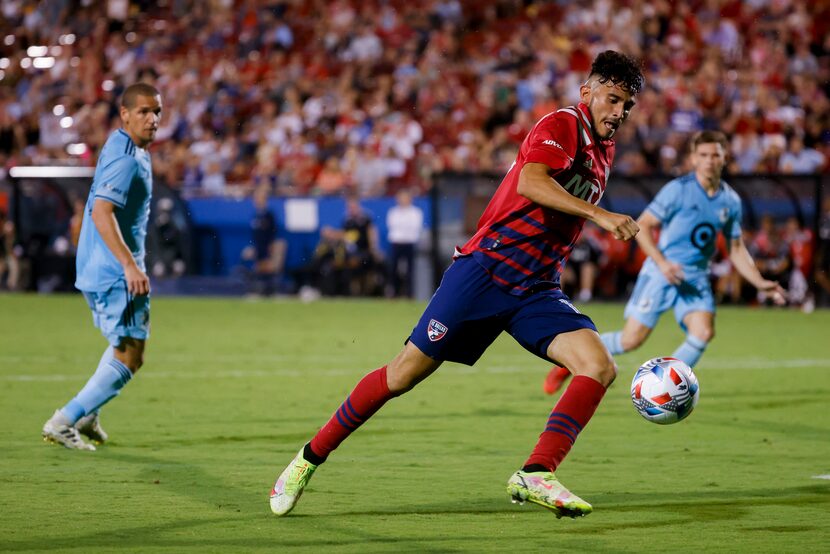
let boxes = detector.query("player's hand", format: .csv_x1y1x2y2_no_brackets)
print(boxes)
758,279,787,305
596,211,639,241
125,263,150,296
657,259,684,285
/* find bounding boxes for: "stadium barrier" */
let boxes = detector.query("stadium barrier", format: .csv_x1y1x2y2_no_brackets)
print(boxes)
1,168,826,299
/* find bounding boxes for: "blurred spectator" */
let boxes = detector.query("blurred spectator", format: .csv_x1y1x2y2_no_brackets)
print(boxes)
313,156,350,196
298,226,348,297
561,225,604,303
342,196,384,296
814,198,830,307
68,196,85,252
385,189,423,298
242,185,285,296
0,208,20,290
750,220,792,303
0,0,827,194
782,216,813,305
779,135,826,174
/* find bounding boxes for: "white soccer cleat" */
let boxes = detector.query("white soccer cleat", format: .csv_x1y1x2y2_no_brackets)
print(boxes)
42,410,96,451
269,447,318,516
75,412,108,444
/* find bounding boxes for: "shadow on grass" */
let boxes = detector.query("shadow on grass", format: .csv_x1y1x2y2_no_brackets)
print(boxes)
1,477,825,551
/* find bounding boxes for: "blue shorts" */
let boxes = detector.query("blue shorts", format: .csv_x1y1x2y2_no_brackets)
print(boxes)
82,280,150,347
409,256,597,365
624,261,714,330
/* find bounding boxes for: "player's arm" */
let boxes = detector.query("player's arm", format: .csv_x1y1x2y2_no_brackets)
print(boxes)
635,211,683,285
727,235,786,305
91,199,150,296
517,162,638,240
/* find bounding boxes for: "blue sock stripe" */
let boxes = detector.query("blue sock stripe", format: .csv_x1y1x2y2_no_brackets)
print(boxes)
336,403,360,428
544,423,577,443
548,411,583,431
344,398,365,421
107,359,132,385
334,410,357,430
546,414,581,436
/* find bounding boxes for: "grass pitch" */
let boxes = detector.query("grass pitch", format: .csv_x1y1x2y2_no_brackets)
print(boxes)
1,293,828,553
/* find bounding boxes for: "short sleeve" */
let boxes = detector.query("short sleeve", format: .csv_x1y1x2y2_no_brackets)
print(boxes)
724,194,743,240
645,180,681,223
524,114,579,173
94,156,138,208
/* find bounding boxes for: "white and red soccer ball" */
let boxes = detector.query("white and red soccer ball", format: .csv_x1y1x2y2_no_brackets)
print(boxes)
631,357,700,424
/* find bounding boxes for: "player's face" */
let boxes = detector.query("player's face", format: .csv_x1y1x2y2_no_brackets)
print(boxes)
691,142,726,180
120,94,162,148
581,81,636,140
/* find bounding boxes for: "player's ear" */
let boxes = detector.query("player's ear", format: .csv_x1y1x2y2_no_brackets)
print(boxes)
119,104,129,124
579,83,592,104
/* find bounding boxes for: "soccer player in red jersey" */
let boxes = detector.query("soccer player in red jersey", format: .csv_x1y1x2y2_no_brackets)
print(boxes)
271,51,644,518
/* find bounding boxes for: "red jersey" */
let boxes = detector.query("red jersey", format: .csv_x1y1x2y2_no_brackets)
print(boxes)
458,102,615,295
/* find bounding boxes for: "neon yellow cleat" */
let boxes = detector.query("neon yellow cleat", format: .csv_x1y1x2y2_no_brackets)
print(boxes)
269,447,318,516
507,470,593,518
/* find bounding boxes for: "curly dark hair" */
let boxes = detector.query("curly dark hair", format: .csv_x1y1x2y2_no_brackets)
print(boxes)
588,50,645,95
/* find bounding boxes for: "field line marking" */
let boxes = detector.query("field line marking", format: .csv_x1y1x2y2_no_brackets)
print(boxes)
3,357,830,381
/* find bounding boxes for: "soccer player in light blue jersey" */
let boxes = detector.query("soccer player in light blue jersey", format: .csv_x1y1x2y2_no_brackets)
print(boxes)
42,83,162,450
544,131,786,394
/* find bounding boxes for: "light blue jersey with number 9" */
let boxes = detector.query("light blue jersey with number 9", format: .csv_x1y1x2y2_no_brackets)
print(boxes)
645,172,743,272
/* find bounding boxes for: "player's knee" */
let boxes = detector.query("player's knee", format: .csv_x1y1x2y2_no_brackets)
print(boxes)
596,356,617,387
691,327,714,344
571,351,617,387
620,329,649,352
386,371,412,393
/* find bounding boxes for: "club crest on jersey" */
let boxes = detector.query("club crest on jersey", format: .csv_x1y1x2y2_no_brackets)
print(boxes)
427,319,448,342
718,208,729,223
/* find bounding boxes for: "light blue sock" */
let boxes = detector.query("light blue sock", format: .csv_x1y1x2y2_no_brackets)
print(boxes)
61,348,132,424
601,331,624,355
672,334,708,368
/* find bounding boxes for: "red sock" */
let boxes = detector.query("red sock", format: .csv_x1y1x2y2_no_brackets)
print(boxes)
524,375,607,472
309,366,395,461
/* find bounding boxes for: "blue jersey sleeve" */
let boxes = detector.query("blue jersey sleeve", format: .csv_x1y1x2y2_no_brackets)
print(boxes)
94,156,138,208
645,180,682,223
724,193,743,240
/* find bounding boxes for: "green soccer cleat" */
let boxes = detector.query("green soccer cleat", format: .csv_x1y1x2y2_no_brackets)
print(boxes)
506,470,593,519
269,447,318,516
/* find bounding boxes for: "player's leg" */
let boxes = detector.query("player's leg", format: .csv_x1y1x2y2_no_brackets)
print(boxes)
270,256,505,516
542,364,572,395
43,287,148,449
270,341,442,516
601,266,674,356
510,328,612,517
545,312,654,396
673,310,714,368
671,275,716,368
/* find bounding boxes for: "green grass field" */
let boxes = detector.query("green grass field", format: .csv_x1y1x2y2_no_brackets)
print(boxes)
1,293,828,553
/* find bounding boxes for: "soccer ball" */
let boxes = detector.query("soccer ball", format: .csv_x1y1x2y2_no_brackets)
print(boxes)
630,357,699,424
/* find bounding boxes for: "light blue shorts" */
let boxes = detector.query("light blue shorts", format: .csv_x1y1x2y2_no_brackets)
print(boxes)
624,262,714,330
82,280,150,347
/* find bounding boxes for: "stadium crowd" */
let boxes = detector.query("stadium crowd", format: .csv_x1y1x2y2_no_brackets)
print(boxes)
1,0,829,305
0,0,828,197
